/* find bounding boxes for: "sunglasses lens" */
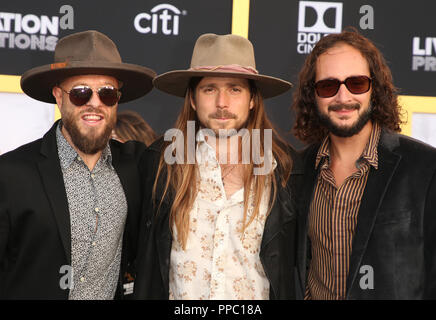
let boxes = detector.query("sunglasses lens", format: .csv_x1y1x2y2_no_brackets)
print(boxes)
69,87,93,106
98,87,120,106
315,76,371,98
315,79,340,98
345,76,371,94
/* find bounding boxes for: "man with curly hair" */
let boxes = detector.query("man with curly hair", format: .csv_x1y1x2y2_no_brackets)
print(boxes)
292,29,436,299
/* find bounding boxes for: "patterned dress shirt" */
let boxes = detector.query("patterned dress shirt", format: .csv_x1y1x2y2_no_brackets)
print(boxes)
56,123,127,300
169,131,275,300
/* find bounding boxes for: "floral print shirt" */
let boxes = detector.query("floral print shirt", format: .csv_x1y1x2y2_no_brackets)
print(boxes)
169,131,274,300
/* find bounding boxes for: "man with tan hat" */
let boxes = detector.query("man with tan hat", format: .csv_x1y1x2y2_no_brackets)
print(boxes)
133,33,303,300
0,30,156,299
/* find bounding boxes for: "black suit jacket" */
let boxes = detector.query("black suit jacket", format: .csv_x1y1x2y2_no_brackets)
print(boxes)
133,138,304,300
0,121,146,299
296,130,436,299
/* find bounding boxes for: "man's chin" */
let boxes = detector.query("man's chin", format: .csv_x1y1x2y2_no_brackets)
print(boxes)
69,125,112,154
72,135,109,154
318,107,372,138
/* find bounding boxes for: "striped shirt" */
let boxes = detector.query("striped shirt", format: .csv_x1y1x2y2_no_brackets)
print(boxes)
305,122,381,300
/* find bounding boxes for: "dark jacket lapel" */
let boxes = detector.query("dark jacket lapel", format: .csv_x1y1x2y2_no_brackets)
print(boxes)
156,202,172,293
260,150,304,298
110,141,139,263
345,131,401,297
296,144,319,297
261,153,305,253
37,121,71,264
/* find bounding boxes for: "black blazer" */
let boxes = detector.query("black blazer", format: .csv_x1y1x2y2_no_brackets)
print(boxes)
133,138,304,300
0,121,146,299
296,130,436,299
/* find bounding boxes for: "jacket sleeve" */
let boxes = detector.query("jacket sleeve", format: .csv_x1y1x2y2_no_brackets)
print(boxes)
424,167,436,299
0,171,9,266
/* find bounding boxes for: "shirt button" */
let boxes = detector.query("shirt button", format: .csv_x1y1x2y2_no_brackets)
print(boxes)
92,241,96,246
91,174,95,179
95,208,99,213
80,277,85,282
77,156,82,162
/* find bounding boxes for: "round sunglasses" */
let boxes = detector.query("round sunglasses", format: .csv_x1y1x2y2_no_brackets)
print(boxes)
314,76,372,98
60,85,121,106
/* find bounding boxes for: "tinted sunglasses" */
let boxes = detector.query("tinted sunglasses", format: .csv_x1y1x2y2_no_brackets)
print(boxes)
314,76,372,98
60,85,121,106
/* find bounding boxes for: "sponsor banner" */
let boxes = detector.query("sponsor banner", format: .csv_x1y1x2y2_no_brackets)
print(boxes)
1,0,436,150
133,3,187,36
411,36,436,72
0,0,233,148
297,1,343,54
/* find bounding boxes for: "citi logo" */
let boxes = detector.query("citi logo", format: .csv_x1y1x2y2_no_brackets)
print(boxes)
134,4,186,36
296,1,343,54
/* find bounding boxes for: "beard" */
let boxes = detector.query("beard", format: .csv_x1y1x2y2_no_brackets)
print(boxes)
317,102,372,138
62,107,116,155
201,109,249,138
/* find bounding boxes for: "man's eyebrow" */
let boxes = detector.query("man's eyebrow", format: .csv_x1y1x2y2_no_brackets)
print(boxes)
198,81,248,88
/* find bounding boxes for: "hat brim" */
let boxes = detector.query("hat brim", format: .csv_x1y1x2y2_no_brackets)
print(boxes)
20,61,156,104
153,70,293,99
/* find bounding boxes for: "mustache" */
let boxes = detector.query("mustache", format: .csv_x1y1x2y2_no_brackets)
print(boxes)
328,103,360,112
209,110,237,119
79,107,105,116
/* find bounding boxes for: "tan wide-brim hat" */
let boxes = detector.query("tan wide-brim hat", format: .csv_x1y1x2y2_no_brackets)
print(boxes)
153,33,293,99
20,30,156,104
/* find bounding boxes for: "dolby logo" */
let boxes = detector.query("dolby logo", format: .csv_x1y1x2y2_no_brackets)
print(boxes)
296,1,343,54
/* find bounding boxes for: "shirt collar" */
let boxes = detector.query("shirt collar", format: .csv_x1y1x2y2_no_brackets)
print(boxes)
359,121,381,169
56,121,112,170
315,122,381,170
195,129,277,172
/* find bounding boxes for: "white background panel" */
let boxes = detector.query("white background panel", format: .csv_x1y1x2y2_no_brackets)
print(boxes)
412,113,436,148
0,92,54,155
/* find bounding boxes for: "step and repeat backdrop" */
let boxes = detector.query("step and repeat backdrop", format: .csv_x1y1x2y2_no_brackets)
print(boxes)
0,0,435,154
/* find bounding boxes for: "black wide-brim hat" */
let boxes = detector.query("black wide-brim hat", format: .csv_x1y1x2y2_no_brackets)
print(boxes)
153,33,293,99
20,30,156,104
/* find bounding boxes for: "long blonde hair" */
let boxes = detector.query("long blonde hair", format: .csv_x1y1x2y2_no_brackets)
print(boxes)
153,78,293,249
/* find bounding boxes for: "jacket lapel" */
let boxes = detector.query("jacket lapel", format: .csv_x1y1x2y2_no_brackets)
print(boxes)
37,121,71,264
261,166,303,253
260,155,305,297
155,201,172,292
345,131,401,297
295,144,319,297
110,143,136,248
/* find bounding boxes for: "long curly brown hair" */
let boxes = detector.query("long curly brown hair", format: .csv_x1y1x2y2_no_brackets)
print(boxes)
292,28,405,144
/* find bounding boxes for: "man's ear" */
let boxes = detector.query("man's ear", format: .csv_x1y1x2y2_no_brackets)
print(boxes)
190,90,197,111
52,86,63,111
249,96,254,110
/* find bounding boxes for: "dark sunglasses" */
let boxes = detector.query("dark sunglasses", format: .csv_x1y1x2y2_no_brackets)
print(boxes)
60,85,121,106
314,76,372,98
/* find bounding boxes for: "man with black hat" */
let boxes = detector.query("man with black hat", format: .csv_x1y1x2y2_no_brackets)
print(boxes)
133,33,302,300
0,30,156,299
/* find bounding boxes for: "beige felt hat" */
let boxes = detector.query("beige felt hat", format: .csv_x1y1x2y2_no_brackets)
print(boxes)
153,33,292,99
